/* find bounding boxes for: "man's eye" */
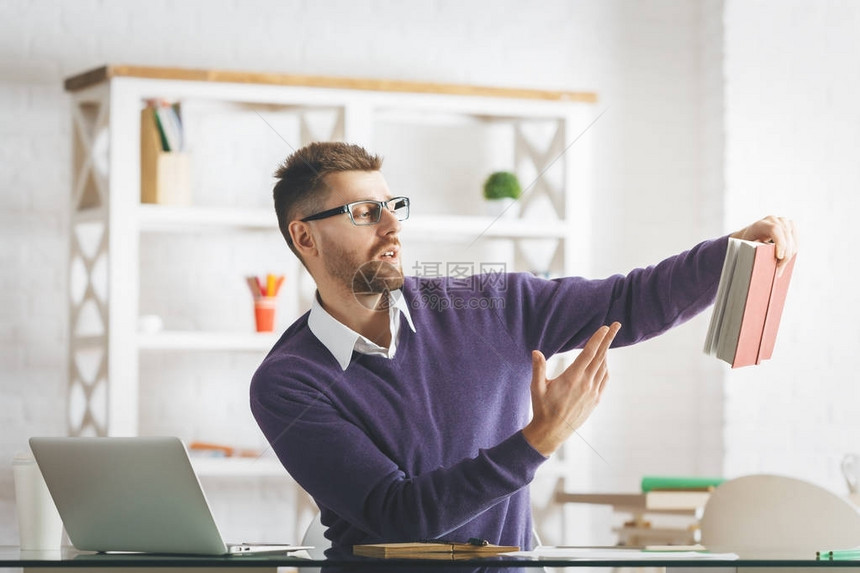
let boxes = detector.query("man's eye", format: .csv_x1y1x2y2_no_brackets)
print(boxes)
352,205,376,219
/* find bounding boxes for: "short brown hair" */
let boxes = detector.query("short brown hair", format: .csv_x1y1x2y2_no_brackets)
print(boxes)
273,142,382,259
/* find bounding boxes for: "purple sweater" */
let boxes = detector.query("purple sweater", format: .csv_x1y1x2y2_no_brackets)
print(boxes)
250,237,727,553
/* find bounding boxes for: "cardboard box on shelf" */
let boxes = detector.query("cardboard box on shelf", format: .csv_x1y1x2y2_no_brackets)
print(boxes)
140,106,190,205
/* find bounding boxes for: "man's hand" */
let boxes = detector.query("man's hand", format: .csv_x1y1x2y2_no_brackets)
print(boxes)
731,215,798,273
522,322,621,457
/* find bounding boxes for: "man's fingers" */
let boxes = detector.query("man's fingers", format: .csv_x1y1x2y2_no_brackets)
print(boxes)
598,322,621,356
531,350,547,395
732,215,799,270
596,359,610,393
771,218,789,261
776,218,799,274
576,325,610,365
582,322,619,383
588,322,621,369
571,322,621,379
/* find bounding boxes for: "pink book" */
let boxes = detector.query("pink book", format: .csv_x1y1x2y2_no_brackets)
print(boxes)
757,253,797,363
705,239,797,368
732,243,778,368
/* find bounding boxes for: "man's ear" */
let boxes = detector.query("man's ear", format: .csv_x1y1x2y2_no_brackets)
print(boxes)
289,220,317,257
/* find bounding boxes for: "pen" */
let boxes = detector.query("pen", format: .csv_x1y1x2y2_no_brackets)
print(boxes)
246,276,262,298
421,538,456,545
831,548,860,560
816,548,860,560
420,538,489,547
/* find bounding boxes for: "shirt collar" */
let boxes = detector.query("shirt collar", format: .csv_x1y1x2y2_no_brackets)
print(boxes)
308,289,416,371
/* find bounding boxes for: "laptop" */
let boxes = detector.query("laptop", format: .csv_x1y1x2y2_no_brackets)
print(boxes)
29,436,311,556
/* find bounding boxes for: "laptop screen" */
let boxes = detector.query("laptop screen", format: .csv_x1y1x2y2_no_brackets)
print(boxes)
30,436,229,555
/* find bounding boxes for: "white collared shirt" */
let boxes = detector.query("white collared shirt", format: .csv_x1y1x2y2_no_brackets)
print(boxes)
307,290,417,371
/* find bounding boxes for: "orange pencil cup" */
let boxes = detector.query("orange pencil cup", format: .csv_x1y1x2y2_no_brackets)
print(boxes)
253,297,277,332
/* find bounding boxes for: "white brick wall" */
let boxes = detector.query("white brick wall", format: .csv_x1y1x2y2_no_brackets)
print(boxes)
1,0,734,546
1,79,70,543
723,0,860,494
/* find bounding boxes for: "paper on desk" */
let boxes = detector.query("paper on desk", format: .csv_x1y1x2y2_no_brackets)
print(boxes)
504,547,739,560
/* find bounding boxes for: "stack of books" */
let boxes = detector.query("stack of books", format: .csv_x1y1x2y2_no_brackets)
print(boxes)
704,238,797,368
556,476,725,547
615,476,725,546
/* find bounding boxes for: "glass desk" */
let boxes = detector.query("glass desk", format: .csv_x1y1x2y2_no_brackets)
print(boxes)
2,546,859,572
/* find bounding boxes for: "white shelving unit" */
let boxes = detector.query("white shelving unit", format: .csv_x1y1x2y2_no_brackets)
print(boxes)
136,331,280,352
65,66,597,486
137,204,277,230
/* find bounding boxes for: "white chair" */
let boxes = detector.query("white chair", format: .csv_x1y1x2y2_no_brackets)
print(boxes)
300,511,330,560
700,474,860,558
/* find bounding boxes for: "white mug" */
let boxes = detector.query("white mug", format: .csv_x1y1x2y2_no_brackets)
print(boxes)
12,453,64,551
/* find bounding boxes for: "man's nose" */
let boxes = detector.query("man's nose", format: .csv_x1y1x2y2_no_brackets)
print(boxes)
377,206,402,234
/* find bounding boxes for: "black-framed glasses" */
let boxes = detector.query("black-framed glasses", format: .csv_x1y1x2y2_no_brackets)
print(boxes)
300,196,410,226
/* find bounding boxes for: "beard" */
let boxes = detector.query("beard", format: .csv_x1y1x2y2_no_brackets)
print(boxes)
352,260,404,296
323,242,404,304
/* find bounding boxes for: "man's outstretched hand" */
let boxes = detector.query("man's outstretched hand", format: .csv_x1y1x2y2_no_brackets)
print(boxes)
731,215,798,274
523,322,622,457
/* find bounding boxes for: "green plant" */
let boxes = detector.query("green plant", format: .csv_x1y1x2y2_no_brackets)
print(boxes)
483,171,522,201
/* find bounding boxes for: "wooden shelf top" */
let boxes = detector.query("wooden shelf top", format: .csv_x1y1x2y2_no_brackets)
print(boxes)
64,64,597,103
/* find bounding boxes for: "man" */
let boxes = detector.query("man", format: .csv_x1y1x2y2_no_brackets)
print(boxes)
250,141,797,554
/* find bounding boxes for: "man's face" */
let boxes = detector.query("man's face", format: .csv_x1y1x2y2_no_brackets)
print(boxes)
310,171,404,298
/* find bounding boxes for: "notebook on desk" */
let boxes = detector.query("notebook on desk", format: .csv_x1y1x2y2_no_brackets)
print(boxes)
29,436,310,556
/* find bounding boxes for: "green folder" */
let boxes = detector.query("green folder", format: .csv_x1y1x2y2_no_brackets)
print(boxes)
640,476,725,492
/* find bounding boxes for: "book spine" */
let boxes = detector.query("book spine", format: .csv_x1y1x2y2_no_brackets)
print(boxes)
641,476,725,492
